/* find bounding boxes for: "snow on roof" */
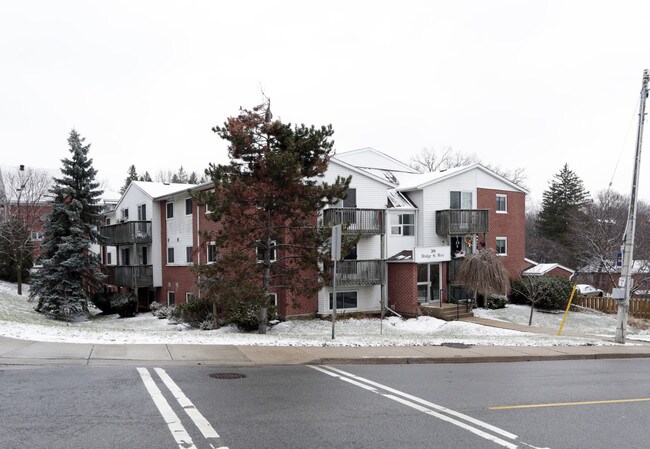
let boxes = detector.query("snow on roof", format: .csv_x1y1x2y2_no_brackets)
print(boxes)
523,263,575,276
132,180,195,199
334,147,419,174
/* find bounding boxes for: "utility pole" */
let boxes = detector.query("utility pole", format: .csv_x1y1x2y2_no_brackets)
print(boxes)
615,69,649,344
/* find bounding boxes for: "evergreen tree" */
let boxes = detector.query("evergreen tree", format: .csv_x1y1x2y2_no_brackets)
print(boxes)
120,165,139,194
30,129,105,320
188,171,199,184
198,101,350,333
537,163,589,244
139,171,153,182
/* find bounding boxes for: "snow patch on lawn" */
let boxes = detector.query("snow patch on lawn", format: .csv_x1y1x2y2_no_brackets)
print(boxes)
0,281,641,346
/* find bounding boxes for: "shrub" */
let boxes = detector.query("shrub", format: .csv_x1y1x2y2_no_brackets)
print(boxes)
510,276,574,310
487,294,507,309
224,300,278,331
110,293,138,318
90,288,114,314
171,299,213,327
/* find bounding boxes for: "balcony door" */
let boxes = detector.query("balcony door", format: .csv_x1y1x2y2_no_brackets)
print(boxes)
417,263,440,303
139,246,148,266
137,204,147,235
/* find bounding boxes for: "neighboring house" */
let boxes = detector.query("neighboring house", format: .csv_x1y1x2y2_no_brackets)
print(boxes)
522,260,575,279
99,181,193,309
574,260,650,296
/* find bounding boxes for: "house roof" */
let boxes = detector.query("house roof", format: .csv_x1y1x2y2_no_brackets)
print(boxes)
113,181,194,210
578,260,650,275
334,147,419,174
523,263,575,277
329,157,396,187
393,163,528,193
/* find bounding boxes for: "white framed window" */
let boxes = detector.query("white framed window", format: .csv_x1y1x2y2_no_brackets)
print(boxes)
167,291,176,306
496,194,507,213
268,293,277,307
166,202,174,219
186,246,193,264
185,198,192,215
256,240,277,263
496,237,507,255
207,242,217,263
137,203,147,221
390,213,415,236
31,231,44,241
121,208,129,220
167,247,175,264
186,292,195,302
450,191,472,209
329,291,358,310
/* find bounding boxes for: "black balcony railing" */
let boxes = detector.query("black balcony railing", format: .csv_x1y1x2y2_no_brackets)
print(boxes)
322,208,384,235
100,221,152,245
105,265,153,288
328,259,385,286
435,209,489,235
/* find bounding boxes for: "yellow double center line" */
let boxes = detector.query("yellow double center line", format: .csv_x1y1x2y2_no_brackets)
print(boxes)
490,397,650,410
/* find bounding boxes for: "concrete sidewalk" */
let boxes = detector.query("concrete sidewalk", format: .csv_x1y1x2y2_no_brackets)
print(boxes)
2,317,650,366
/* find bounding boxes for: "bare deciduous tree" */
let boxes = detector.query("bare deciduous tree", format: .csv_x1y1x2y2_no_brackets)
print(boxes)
0,167,52,294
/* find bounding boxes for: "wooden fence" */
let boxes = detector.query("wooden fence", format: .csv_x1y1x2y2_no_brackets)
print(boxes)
573,296,650,320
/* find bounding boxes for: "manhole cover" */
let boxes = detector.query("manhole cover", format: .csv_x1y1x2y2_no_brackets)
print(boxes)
441,342,472,349
209,372,247,380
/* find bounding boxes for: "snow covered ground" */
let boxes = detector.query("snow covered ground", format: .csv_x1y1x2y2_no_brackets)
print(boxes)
1,281,648,347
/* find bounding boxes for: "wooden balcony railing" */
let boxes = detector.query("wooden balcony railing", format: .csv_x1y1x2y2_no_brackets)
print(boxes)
105,265,153,288
100,221,152,245
435,209,489,235
328,259,385,286
322,208,384,235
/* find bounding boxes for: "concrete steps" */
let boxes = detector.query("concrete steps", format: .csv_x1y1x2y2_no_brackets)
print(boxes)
420,303,474,321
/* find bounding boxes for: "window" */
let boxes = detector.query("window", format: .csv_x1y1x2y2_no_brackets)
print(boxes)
167,291,176,306
31,231,44,241
329,291,358,309
167,247,175,264
268,293,277,307
166,202,174,219
496,237,507,255
256,240,276,263
207,242,217,263
105,218,111,225
390,213,415,236
186,292,195,302
185,198,192,215
121,208,129,220
450,191,472,209
137,204,147,221
343,188,357,208
186,246,193,264
496,194,507,213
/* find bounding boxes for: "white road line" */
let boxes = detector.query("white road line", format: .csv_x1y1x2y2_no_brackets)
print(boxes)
154,367,220,439
384,394,518,449
321,365,518,440
310,365,537,448
137,367,197,449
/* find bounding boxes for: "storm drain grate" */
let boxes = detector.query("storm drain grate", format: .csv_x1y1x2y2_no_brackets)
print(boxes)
441,342,472,349
209,372,247,380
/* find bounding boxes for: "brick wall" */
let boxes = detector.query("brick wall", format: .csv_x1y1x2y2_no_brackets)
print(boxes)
477,188,526,280
387,262,420,316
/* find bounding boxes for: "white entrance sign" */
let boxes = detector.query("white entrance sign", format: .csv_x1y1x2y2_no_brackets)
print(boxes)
414,246,451,263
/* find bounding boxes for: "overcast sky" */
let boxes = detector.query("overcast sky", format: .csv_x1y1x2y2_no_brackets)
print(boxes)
2,1,650,205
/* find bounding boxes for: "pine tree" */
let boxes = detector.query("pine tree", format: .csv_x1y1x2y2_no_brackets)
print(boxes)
198,101,350,333
537,164,589,265
139,171,153,182
30,129,105,320
120,165,139,194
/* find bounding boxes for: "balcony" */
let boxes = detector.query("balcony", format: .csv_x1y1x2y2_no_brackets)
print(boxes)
105,265,153,288
100,221,152,245
435,209,489,235
322,208,384,235
328,259,385,286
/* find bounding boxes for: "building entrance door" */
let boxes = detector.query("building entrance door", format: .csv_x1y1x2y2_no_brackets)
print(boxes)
417,263,441,303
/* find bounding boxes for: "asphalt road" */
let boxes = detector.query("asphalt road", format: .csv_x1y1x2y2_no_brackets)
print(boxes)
1,359,649,449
